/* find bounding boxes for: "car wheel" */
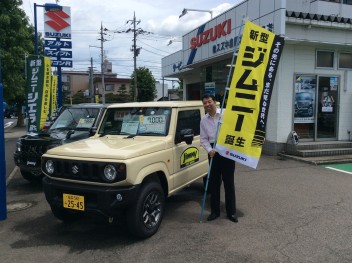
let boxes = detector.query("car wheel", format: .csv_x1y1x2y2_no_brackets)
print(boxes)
127,181,165,238
20,170,44,183
51,206,81,223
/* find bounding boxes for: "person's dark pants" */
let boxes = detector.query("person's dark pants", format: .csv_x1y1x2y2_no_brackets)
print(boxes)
207,153,236,216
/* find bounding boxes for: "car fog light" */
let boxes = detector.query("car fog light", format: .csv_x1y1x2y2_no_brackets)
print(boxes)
46,160,54,174
116,194,123,201
104,164,117,181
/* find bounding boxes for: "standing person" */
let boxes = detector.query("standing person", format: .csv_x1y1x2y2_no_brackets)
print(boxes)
200,94,238,223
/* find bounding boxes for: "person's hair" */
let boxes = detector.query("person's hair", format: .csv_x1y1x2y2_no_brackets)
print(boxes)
202,94,216,102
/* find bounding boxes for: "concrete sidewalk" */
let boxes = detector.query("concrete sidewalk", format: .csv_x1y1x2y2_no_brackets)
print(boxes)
4,125,27,139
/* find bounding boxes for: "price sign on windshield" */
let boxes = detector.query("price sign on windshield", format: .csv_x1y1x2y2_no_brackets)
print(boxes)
139,115,166,134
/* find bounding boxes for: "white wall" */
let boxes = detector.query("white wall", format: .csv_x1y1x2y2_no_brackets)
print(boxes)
267,42,352,143
155,82,169,101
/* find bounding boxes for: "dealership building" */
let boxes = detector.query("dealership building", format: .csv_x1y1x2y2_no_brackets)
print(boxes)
161,0,352,155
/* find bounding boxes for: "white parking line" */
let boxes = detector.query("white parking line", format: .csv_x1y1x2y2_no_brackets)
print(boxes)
6,166,19,186
4,121,14,129
325,166,352,175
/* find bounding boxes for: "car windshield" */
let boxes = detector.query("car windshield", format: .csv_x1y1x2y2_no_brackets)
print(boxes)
49,107,100,131
99,107,171,137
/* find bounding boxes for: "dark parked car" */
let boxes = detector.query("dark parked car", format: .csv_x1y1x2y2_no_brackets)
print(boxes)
14,103,107,182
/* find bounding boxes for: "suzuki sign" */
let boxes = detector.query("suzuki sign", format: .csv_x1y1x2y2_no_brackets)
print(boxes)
44,6,71,39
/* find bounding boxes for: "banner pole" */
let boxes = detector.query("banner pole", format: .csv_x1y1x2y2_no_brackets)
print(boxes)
199,17,247,223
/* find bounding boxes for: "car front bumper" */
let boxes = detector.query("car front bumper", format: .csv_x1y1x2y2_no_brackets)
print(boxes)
42,176,142,218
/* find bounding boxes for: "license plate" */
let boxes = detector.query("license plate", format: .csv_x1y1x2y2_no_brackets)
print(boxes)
63,193,85,211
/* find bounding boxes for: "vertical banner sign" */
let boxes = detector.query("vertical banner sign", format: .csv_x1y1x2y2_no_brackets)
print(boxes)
26,56,52,133
215,21,285,169
50,75,58,118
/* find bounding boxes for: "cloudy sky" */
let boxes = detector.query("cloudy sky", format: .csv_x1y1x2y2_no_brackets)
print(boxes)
21,0,242,84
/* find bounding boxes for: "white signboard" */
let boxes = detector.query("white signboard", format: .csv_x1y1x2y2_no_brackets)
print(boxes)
44,6,71,39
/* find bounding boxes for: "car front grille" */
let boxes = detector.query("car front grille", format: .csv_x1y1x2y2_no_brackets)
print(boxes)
22,144,48,155
42,158,126,183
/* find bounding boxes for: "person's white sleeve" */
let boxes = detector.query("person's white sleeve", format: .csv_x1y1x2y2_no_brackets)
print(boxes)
200,119,212,153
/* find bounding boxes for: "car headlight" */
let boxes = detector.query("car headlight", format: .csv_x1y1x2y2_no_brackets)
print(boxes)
16,141,22,152
104,164,117,182
45,160,55,174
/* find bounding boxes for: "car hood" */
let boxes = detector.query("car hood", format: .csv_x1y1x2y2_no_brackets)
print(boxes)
45,135,169,160
19,129,91,145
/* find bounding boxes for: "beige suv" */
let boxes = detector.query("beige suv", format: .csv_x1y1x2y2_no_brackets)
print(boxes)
42,101,208,238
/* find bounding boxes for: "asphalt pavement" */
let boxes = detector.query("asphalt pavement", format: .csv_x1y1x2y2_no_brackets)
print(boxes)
3,122,26,181
1,125,352,263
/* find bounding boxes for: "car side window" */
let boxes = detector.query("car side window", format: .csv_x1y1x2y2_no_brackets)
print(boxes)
176,110,201,136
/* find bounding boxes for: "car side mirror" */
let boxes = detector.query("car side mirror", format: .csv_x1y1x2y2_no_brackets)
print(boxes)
175,129,194,145
66,130,75,139
89,127,97,136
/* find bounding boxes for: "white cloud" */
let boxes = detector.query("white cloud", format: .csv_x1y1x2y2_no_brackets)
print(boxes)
21,0,240,80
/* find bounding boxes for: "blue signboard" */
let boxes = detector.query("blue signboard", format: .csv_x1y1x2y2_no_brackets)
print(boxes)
45,49,72,58
45,39,72,49
51,60,73,67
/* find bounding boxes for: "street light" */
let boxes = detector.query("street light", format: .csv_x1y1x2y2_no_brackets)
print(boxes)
179,8,213,19
167,38,181,46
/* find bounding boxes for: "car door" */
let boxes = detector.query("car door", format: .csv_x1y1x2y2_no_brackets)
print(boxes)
172,108,208,190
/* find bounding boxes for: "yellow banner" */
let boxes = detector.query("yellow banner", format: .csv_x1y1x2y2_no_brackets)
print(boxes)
215,21,284,169
39,57,52,130
51,75,58,118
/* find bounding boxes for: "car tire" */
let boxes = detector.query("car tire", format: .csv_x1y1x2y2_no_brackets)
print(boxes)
20,170,43,183
51,206,81,223
127,180,165,238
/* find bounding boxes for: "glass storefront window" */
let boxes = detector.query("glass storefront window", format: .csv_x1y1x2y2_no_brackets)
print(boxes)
198,59,233,103
293,74,339,140
294,75,316,139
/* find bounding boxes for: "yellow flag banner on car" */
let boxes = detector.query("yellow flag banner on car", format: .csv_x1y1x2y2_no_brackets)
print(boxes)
26,56,52,133
215,21,285,169
50,75,58,118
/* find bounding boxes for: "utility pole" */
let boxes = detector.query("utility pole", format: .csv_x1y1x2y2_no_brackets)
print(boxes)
88,57,95,103
132,12,138,102
117,12,152,102
98,22,107,104
162,77,165,100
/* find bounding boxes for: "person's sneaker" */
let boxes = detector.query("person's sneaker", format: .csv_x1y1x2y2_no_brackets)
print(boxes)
228,214,238,223
207,213,220,221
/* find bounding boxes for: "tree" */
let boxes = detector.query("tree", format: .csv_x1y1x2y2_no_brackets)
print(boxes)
64,92,90,105
0,0,35,126
117,84,130,102
105,93,128,103
130,67,157,102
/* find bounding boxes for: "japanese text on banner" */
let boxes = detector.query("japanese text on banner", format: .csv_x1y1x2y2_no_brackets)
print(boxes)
215,21,284,169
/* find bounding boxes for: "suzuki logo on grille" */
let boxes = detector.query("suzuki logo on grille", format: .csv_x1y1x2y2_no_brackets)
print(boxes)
72,165,79,174
45,10,70,31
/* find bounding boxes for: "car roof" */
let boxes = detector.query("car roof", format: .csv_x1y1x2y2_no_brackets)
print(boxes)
64,103,109,109
107,101,203,109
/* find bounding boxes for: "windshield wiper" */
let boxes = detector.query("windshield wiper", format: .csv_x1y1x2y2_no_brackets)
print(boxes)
124,134,137,139
138,132,163,136
99,130,119,137
49,127,72,131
